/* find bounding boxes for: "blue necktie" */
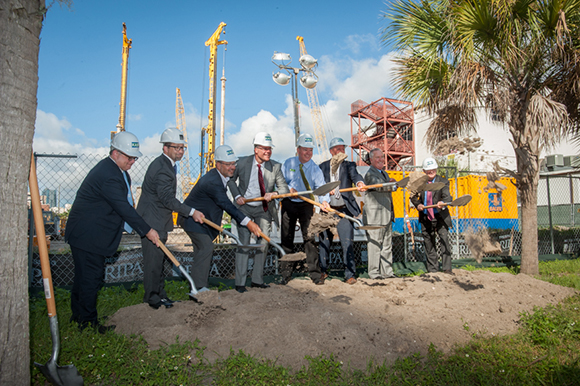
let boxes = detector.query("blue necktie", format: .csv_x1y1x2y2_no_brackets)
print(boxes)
122,172,133,233
173,164,177,174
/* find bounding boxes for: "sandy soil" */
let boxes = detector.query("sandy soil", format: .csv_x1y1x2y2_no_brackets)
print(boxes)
109,270,577,370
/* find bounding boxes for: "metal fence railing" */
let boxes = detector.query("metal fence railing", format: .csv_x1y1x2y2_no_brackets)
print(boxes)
28,153,580,288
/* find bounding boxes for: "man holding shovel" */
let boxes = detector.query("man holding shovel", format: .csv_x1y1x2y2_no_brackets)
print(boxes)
410,158,453,274
180,145,261,292
318,137,367,284
137,128,205,309
227,132,289,293
280,134,331,285
65,131,160,333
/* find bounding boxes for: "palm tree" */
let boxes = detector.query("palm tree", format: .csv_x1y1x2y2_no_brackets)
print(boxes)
382,0,580,275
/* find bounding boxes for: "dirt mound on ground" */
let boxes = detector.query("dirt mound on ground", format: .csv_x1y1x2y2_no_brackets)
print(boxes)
109,270,577,370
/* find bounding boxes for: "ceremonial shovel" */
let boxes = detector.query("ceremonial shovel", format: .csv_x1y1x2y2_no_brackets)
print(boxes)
297,195,383,231
244,180,340,203
422,194,472,209
158,241,201,303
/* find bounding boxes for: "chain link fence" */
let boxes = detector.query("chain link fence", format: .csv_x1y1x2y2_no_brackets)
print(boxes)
28,153,579,288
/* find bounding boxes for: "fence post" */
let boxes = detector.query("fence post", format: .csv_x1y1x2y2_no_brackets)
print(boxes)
546,175,555,254
570,175,575,227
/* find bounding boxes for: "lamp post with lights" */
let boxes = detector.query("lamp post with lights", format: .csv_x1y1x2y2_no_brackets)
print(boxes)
272,51,318,146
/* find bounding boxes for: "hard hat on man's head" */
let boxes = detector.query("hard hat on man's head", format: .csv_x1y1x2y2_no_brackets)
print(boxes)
422,157,438,171
297,133,314,149
329,137,348,149
111,131,143,158
160,127,185,144
253,132,275,147
214,145,239,162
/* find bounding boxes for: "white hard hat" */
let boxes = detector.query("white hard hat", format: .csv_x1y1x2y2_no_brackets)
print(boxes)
297,133,314,149
111,131,143,158
253,132,275,147
214,145,238,162
422,157,438,171
329,137,348,149
160,127,185,144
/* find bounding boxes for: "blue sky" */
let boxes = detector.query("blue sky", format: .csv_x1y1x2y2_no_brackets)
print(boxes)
35,0,398,162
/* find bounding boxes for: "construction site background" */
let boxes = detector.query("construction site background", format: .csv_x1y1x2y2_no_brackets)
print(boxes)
28,153,580,289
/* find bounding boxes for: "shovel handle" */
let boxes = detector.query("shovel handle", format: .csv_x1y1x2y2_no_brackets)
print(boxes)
296,195,344,217
158,241,180,267
244,191,302,203
202,217,225,232
29,154,57,317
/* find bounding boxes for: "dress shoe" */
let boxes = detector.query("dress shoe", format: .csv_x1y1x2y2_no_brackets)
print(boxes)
443,269,455,276
149,299,174,309
235,286,248,293
320,272,329,280
251,282,270,289
345,277,357,285
383,273,397,279
279,276,292,285
313,278,325,285
79,321,116,334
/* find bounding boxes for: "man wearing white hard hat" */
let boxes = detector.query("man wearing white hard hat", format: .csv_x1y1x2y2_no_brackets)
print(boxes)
280,133,331,285
180,145,261,291
227,132,289,293
66,131,160,333
137,128,206,309
410,158,453,274
318,137,366,284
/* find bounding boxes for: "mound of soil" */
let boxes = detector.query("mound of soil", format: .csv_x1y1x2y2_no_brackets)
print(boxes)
109,270,577,370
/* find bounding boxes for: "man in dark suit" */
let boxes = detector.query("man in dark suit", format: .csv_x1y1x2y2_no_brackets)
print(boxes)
227,132,289,293
180,145,261,291
318,137,366,284
137,128,205,309
410,158,453,274
65,131,160,333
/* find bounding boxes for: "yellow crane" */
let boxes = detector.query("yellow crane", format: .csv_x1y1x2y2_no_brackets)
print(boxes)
297,36,330,159
201,22,227,174
117,23,132,132
175,88,192,198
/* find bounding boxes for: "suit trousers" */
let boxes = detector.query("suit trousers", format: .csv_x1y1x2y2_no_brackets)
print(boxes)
70,245,107,324
421,216,451,272
186,231,214,289
235,204,271,286
280,199,321,281
142,231,169,305
366,224,393,279
319,212,356,279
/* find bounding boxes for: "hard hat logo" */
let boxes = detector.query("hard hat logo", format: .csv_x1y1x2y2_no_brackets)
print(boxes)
131,142,139,148
227,150,234,156
265,135,272,142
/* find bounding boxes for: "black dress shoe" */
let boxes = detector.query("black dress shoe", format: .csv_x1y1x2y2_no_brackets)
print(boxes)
235,286,247,293
79,321,116,334
149,299,174,309
161,297,179,304
251,282,270,289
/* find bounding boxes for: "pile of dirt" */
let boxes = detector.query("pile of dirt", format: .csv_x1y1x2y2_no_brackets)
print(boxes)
109,270,577,370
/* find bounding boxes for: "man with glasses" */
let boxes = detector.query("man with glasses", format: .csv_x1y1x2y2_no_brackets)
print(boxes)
66,131,160,333
227,132,289,293
137,128,205,309
181,145,261,292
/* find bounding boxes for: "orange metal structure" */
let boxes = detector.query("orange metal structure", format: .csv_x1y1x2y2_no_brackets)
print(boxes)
349,97,415,170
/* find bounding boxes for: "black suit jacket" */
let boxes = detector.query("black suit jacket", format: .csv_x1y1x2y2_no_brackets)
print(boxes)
136,154,192,233
65,157,151,256
319,159,364,217
180,168,247,240
410,175,452,228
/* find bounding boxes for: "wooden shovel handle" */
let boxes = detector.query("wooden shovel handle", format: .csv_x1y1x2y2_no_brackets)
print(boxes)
158,241,180,267
245,191,297,203
339,183,384,193
202,217,225,232
296,195,347,220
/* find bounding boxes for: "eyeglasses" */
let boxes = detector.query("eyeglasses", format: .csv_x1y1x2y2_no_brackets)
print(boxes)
255,146,272,152
119,151,138,161
167,145,187,151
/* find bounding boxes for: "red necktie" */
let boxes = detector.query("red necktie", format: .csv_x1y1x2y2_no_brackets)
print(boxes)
426,189,435,221
257,164,268,212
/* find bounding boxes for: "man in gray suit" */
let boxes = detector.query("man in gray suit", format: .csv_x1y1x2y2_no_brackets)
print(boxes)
227,132,289,293
362,148,396,279
137,128,205,309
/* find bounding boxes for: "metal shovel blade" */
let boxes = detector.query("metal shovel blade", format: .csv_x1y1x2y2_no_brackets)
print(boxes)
35,362,83,386
312,180,340,196
449,194,472,207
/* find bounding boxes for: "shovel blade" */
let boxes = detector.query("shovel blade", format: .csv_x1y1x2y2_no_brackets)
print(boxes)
358,225,385,230
312,180,340,196
450,194,472,207
35,361,84,386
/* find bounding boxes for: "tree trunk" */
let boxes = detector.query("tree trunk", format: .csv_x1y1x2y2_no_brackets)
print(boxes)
0,1,45,384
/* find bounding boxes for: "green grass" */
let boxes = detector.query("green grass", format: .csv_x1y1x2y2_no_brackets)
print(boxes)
30,260,580,385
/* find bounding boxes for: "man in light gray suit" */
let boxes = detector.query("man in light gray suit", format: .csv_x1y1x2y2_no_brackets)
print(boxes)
137,128,205,309
362,148,396,279
227,132,289,293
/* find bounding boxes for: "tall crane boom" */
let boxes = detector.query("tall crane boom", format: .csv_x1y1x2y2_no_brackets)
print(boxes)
117,23,132,132
297,36,330,159
201,22,227,174
175,88,192,199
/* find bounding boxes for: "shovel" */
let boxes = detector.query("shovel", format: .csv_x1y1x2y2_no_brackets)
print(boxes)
201,218,266,250
244,180,340,203
254,228,306,262
422,194,472,209
297,195,383,231
30,155,83,386
339,176,410,193
158,241,201,303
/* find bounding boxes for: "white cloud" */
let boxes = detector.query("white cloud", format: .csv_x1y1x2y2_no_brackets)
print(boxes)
128,113,142,121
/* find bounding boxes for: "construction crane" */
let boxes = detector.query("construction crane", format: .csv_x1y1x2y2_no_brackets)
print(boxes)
117,23,132,133
175,88,192,199
200,22,227,175
297,36,330,159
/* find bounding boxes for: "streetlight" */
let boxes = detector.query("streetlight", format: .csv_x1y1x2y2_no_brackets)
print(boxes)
272,51,318,146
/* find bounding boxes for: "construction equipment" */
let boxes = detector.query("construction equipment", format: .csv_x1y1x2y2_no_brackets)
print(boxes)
297,36,331,159
175,88,193,197
201,22,227,175
112,23,132,139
